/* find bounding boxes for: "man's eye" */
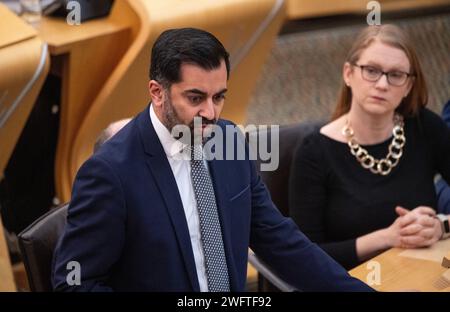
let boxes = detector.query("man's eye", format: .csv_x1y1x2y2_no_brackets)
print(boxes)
214,94,226,102
189,96,203,104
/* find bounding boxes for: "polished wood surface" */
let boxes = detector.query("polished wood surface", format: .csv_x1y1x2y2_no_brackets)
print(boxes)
286,0,450,19
0,3,48,175
287,0,362,19
0,4,50,291
0,4,36,48
0,37,50,177
379,0,450,12
32,1,134,201
0,219,16,291
35,16,130,55
349,239,450,291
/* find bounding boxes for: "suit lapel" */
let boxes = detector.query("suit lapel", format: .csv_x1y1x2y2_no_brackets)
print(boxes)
136,107,200,291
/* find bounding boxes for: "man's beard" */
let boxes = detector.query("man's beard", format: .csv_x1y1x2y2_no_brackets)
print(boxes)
161,94,217,146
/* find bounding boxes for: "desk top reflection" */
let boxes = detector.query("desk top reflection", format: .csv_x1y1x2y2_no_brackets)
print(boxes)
349,239,450,292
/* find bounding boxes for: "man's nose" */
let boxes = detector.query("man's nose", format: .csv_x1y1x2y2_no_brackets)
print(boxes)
199,99,215,121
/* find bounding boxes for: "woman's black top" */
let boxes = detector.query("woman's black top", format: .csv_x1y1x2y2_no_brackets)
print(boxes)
289,108,450,269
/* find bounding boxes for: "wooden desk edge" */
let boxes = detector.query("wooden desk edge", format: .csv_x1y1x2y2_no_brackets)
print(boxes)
36,16,131,55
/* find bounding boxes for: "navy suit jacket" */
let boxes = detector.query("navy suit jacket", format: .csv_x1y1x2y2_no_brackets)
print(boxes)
52,106,373,291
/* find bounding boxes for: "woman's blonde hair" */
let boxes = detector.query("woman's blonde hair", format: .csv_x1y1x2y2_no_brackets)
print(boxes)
331,24,428,120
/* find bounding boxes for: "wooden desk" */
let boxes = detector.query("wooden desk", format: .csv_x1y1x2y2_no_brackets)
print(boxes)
34,13,132,202
349,239,450,291
35,15,131,55
0,3,49,292
0,219,16,291
286,0,450,19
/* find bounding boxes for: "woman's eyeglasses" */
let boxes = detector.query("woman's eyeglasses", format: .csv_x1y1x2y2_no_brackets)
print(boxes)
352,63,414,87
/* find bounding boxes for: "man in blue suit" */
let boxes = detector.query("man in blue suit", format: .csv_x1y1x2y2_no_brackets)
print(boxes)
52,28,373,291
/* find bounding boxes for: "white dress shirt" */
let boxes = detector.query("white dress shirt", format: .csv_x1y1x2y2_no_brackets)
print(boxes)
149,105,209,292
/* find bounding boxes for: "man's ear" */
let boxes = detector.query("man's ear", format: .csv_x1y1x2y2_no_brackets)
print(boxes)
149,80,165,107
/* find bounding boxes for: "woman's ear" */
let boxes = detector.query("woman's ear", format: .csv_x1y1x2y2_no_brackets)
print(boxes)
343,62,353,87
148,80,165,107
404,77,414,98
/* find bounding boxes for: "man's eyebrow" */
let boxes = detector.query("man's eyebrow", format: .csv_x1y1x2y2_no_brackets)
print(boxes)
183,89,207,96
183,88,228,96
214,88,228,95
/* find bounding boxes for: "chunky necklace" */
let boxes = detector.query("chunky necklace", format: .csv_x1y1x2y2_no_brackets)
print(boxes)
341,114,405,176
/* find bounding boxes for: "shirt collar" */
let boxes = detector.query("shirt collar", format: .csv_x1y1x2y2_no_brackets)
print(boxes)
149,104,188,158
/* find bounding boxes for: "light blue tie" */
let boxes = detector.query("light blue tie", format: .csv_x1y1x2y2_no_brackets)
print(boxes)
190,146,230,292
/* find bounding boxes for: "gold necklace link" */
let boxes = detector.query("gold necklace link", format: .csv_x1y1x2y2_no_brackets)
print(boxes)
342,114,405,176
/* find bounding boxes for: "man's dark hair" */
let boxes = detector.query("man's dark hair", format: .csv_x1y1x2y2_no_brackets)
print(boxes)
149,28,230,88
